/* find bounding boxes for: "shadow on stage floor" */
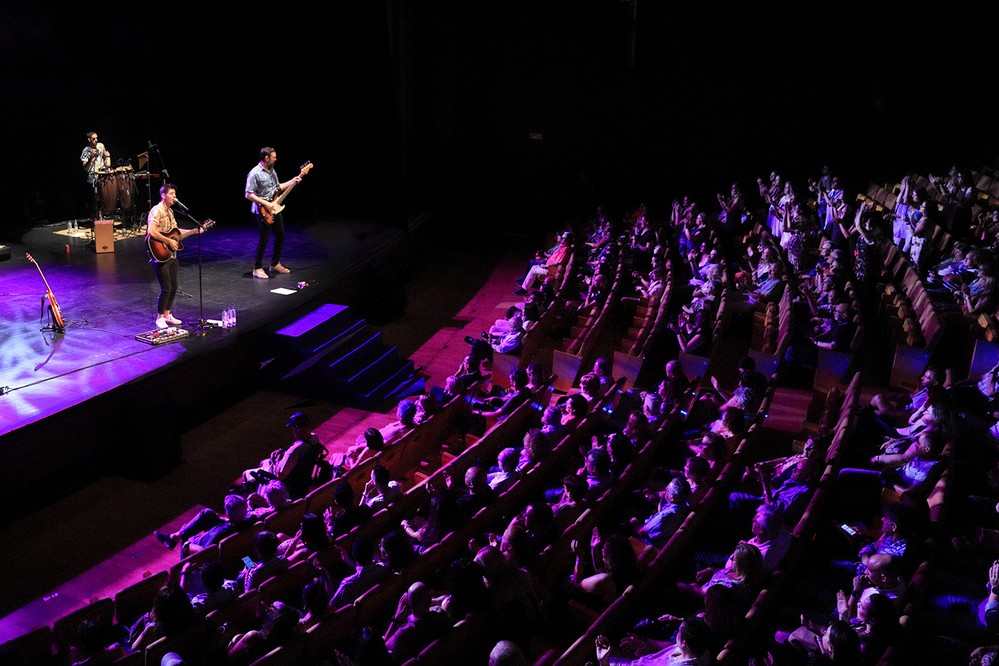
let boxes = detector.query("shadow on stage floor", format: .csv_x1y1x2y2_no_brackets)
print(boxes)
0,216,407,520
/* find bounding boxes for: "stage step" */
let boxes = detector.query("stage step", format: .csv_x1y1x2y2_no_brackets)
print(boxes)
273,303,354,355
325,331,384,377
265,303,421,408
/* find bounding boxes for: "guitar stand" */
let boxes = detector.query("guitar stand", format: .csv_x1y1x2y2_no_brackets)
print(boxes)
39,296,65,333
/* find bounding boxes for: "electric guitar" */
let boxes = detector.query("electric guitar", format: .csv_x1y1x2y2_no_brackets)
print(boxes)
25,253,66,331
261,161,313,225
146,219,216,263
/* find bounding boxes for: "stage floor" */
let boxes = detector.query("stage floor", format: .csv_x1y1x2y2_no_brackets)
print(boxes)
0,217,405,437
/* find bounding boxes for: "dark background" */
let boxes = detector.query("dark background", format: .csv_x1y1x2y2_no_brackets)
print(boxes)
1,1,997,237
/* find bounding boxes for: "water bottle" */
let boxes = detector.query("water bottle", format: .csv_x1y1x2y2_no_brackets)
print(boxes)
67,221,73,233
231,307,237,327
222,307,230,328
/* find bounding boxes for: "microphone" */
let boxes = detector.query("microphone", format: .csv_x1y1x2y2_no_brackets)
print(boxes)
174,198,189,211
147,141,158,150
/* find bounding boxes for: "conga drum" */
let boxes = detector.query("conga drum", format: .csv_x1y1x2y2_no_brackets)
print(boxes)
97,172,119,214
116,168,136,210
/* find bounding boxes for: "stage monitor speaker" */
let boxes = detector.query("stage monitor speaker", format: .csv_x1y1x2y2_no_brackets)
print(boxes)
94,219,115,253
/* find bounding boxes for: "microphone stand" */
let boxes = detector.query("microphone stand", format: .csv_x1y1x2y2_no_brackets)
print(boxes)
173,204,214,336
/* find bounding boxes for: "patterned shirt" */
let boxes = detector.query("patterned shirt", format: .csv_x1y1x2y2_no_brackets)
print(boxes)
147,202,177,235
81,143,110,183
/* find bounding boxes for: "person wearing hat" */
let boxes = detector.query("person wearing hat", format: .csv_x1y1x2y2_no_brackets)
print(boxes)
238,411,328,499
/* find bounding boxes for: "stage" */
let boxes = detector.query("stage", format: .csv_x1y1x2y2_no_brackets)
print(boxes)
0,216,410,520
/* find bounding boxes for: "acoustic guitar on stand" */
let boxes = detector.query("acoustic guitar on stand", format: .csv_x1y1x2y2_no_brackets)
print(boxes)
147,219,215,263
26,253,66,332
261,161,313,225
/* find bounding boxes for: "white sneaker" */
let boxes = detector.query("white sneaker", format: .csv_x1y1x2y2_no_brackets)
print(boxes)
252,268,270,279
165,314,182,326
271,263,291,274
155,317,169,329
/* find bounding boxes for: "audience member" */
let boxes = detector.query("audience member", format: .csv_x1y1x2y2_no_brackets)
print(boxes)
154,494,252,558
570,532,641,605
383,581,450,663
321,537,391,610
238,411,327,500
238,530,289,593
226,602,304,665
634,477,691,549
360,464,403,511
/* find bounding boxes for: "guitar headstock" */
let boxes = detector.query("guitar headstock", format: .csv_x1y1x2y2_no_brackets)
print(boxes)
203,219,216,231
25,252,35,265
299,162,314,176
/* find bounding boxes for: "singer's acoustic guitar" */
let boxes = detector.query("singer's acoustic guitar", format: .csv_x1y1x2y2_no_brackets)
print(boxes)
147,219,215,263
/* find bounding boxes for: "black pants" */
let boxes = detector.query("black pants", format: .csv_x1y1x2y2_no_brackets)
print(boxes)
83,178,100,220
254,212,284,270
154,257,179,314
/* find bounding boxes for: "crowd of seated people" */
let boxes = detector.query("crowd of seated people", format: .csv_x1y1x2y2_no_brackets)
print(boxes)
23,155,999,666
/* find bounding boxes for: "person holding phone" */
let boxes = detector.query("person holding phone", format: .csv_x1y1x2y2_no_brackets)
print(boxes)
237,530,289,593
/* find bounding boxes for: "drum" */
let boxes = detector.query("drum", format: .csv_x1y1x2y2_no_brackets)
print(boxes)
97,173,119,214
117,171,136,210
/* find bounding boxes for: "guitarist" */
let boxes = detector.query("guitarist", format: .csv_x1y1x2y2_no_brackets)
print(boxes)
146,183,202,329
245,146,299,279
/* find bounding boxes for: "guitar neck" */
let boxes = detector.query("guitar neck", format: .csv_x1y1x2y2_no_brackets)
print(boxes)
175,227,202,242
27,255,65,328
31,262,56,298
269,163,312,206
271,179,300,207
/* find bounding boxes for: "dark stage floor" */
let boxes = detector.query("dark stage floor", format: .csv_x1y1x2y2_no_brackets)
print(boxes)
0,217,405,437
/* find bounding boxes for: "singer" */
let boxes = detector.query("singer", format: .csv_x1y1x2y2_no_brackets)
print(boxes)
80,131,111,218
146,184,202,329
244,146,297,279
